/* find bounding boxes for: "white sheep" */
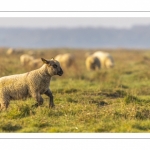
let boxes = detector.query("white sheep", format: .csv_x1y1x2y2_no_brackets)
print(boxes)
20,54,34,66
92,51,114,68
55,53,75,68
85,55,101,71
6,48,22,55
0,58,63,110
28,58,43,70
6,48,15,55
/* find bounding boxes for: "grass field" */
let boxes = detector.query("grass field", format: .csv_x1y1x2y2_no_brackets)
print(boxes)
0,47,150,132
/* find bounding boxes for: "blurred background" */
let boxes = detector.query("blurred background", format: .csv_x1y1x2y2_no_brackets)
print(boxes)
1,17,150,49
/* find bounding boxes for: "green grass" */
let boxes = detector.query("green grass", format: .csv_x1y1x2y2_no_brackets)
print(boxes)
1,48,150,132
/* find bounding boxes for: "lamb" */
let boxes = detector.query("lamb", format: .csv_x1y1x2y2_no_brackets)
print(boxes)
92,51,114,68
85,55,101,71
55,53,75,68
0,58,63,110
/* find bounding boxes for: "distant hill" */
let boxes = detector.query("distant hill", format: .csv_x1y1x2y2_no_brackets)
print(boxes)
0,25,150,49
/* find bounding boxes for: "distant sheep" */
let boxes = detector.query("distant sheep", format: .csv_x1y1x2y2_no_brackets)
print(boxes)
85,55,101,71
20,54,34,66
28,58,43,70
6,48,23,55
0,58,63,110
6,48,15,55
55,53,75,68
92,51,114,68
6,48,14,55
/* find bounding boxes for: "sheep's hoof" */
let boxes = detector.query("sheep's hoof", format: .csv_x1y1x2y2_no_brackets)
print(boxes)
49,104,55,108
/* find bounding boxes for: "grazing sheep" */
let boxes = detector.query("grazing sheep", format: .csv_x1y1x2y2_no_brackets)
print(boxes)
28,58,43,70
55,53,75,68
0,58,63,110
6,48,22,55
85,55,101,71
6,48,15,55
20,54,34,66
92,51,114,68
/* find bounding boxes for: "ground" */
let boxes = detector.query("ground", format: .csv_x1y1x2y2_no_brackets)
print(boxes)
0,47,150,132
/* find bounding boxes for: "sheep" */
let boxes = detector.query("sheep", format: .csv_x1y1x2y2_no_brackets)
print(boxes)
28,58,43,70
92,51,114,68
20,54,34,66
6,48,15,55
6,48,22,55
85,55,101,71
0,58,63,110
55,53,75,68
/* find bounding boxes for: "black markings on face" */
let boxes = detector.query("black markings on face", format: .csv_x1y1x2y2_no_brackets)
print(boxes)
53,64,57,68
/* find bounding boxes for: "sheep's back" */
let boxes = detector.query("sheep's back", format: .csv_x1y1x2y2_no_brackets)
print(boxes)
93,51,114,68
0,73,29,99
55,53,74,67
28,59,43,69
55,54,62,62
20,54,34,66
62,53,74,67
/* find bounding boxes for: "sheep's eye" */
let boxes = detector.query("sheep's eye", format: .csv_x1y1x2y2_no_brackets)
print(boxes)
53,64,57,68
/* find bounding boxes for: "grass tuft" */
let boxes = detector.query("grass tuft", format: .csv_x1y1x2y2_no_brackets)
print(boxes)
124,95,141,104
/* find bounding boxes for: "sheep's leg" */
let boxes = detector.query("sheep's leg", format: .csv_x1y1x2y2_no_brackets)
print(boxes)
32,93,44,108
44,89,54,108
0,100,9,110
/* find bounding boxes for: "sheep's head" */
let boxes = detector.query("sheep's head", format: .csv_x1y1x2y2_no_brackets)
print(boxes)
86,56,100,71
105,57,114,68
41,58,63,76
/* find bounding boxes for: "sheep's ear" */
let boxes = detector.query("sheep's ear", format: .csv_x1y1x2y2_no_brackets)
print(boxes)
41,58,49,64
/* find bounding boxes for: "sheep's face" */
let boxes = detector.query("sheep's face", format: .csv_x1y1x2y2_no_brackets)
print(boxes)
86,56,100,71
105,58,114,68
41,58,63,76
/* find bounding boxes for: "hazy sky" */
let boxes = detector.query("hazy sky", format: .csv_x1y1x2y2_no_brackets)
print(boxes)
1,17,150,29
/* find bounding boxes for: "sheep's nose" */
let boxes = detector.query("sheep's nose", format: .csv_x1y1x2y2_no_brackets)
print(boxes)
60,69,63,75
58,68,63,76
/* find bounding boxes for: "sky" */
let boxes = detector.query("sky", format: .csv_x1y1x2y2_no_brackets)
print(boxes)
1,17,150,29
